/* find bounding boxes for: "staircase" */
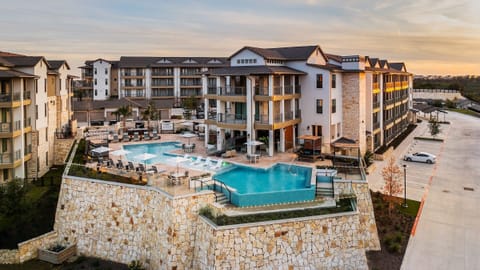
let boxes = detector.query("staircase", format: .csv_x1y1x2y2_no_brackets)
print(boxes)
316,185,334,198
214,191,229,204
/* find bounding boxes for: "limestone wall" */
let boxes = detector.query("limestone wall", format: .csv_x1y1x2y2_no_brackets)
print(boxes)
0,231,58,264
342,73,367,155
53,138,75,165
0,250,18,264
54,176,214,269
193,213,368,269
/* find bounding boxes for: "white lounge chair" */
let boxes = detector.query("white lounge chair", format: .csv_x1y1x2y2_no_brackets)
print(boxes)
203,157,214,168
192,156,204,166
210,159,224,170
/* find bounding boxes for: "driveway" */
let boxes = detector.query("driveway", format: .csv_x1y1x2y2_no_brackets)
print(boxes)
396,112,480,269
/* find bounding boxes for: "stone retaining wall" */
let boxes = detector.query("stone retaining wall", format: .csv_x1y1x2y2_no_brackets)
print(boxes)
0,231,58,264
53,138,75,165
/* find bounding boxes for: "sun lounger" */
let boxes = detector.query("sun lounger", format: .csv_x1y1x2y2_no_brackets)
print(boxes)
122,133,130,142
116,160,124,169
203,157,213,167
143,131,151,140
127,161,135,171
137,163,146,172
192,156,204,166
133,132,140,141
210,159,224,170
112,134,119,143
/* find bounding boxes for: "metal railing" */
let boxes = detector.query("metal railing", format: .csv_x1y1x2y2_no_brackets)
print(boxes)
152,89,174,97
0,122,11,132
207,111,217,120
0,153,13,164
25,144,32,155
24,117,31,128
274,113,283,123
284,111,294,121
384,99,395,106
151,70,173,76
284,85,294,95
24,91,31,99
255,114,269,124
254,86,269,96
273,86,282,95
213,179,231,204
217,113,247,124
218,86,246,96
373,101,380,108
121,82,145,87
123,91,145,97
180,89,202,96
207,87,217,95
373,122,380,130
151,81,174,87
122,70,144,76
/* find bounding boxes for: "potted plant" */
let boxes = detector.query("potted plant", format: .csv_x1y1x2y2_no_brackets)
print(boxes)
38,242,76,264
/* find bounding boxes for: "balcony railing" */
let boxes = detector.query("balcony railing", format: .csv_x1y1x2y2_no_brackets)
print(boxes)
284,111,294,121
0,92,21,102
384,99,395,106
24,91,31,100
373,122,380,130
217,113,247,124
151,81,174,87
255,114,269,124
122,71,144,76
124,91,145,97
25,144,32,155
152,89,174,97
384,118,394,125
151,70,173,76
77,81,93,88
180,69,201,76
122,82,145,87
0,122,12,133
284,85,294,95
14,149,21,161
24,117,31,128
207,86,217,95
219,87,246,96
254,86,269,96
180,89,202,96
0,153,13,164
273,86,282,95
207,111,217,120
373,101,380,108
274,113,283,123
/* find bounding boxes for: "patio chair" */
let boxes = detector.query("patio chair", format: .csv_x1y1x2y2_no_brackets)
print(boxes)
192,156,204,166
127,161,135,171
152,131,160,140
133,132,140,141
203,157,213,167
116,160,124,169
122,133,130,142
137,163,146,172
210,159,224,171
107,158,115,168
112,134,119,143
143,131,151,140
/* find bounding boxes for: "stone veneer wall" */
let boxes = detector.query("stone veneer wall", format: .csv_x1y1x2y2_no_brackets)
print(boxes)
26,131,39,179
342,72,367,155
54,175,379,269
53,138,75,165
0,231,58,264
54,176,214,269
193,213,368,269
334,181,380,251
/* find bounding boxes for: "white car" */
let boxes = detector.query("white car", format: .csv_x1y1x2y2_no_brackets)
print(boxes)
404,152,436,164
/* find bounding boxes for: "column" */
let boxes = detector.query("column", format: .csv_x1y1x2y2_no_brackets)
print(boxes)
279,128,285,152
216,128,225,151
268,130,274,156
268,75,273,125
145,68,151,99
246,77,254,155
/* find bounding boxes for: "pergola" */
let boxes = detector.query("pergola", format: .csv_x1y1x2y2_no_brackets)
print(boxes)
331,137,361,166
297,135,323,162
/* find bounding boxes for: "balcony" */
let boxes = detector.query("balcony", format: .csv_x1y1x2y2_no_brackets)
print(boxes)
384,99,395,107
151,70,173,76
255,114,269,125
0,153,13,164
373,82,380,89
25,144,32,155
254,86,269,96
384,118,394,126
384,82,394,90
151,81,174,87
216,113,247,129
152,89,174,97
284,85,295,95
76,81,93,89
273,86,282,95
24,117,31,128
373,121,380,130
122,71,144,77
373,101,380,109
180,89,202,97
123,90,145,98
207,86,217,95
219,87,246,96
180,69,201,76
122,82,145,89
0,149,22,167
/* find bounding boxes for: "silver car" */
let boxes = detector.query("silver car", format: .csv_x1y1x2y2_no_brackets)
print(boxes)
404,152,436,164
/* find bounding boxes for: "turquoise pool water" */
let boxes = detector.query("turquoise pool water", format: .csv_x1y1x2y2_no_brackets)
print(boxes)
213,164,314,207
123,142,180,165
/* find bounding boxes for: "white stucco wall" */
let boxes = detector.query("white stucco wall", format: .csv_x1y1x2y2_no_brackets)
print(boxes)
93,60,111,100
231,50,266,66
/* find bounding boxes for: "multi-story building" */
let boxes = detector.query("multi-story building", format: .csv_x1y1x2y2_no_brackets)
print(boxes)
203,45,412,156
0,52,74,181
74,45,412,155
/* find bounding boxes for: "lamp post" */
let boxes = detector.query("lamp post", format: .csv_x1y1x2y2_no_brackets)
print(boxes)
403,164,408,208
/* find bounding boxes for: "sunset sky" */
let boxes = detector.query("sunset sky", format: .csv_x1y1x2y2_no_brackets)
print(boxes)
1,0,479,76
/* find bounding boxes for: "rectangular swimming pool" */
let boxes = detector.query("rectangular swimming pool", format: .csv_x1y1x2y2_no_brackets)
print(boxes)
213,163,314,207
123,142,180,165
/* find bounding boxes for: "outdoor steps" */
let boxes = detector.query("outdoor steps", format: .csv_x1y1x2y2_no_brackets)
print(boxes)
215,191,229,204
316,187,334,198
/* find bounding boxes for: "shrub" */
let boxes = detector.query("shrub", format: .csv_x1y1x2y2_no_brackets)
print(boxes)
128,260,145,270
387,242,402,253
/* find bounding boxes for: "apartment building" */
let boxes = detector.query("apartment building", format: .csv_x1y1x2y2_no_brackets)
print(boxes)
74,45,412,155
203,45,412,156
0,52,74,181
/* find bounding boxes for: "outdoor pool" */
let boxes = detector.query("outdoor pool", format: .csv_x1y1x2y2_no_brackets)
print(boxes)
213,163,315,207
123,142,180,165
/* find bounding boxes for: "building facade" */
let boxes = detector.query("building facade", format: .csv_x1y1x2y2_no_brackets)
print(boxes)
0,52,74,181
74,45,412,155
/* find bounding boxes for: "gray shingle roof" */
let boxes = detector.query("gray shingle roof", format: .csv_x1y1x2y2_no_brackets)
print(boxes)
119,56,229,68
0,57,14,67
47,60,70,70
325,53,342,63
231,45,319,61
0,69,37,78
205,65,306,76
389,62,406,72
2,56,49,68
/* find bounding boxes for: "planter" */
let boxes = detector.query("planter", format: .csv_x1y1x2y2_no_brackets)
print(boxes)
38,243,76,264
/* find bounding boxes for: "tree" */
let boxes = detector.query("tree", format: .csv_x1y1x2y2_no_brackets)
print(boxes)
142,101,157,129
182,95,197,120
112,105,132,131
429,119,441,137
381,157,403,216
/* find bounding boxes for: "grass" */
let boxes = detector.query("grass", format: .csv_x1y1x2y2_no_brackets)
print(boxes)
201,198,355,226
398,199,420,218
447,108,480,118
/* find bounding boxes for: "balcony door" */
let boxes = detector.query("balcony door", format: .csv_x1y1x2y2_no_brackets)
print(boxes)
311,125,322,137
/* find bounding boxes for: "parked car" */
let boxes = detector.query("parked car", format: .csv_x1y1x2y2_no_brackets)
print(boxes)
404,152,436,164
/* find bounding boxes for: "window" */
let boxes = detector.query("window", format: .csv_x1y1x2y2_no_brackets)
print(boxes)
316,99,323,113
316,74,323,88
94,79,97,85
3,169,8,181
105,78,108,85
331,74,336,88
94,68,97,75
44,78,47,92
46,152,48,166
105,89,108,96
35,79,38,93
2,138,7,152
332,99,336,113
237,60,240,64
94,89,97,96
45,103,47,117
312,125,322,136
105,68,108,74
35,105,38,119
59,78,62,90
46,127,48,141
337,123,341,137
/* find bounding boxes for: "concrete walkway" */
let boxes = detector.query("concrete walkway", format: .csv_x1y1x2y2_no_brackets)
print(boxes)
401,112,480,269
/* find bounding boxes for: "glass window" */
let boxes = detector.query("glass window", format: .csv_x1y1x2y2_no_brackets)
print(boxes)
332,99,336,113
331,74,336,88
316,74,323,88
316,99,323,114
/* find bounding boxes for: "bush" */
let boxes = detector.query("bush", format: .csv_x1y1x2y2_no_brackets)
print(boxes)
128,260,145,270
387,242,402,253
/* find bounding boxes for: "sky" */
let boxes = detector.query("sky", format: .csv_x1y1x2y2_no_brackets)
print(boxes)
1,0,479,76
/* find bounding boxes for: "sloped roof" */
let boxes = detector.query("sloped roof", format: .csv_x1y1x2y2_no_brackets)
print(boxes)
230,45,319,61
0,57,14,67
47,60,70,70
325,53,343,63
2,56,50,68
0,51,24,57
205,65,306,76
0,69,37,78
389,62,406,72
119,56,229,68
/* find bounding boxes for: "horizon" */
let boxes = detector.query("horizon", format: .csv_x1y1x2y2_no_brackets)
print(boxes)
1,0,479,76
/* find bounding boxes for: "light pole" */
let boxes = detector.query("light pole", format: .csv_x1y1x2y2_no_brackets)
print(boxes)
403,164,408,208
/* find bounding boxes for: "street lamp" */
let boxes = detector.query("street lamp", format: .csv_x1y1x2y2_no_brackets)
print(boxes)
403,164,408,208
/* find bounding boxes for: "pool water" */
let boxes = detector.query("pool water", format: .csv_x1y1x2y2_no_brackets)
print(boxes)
123,142,180,165
214,164,314,207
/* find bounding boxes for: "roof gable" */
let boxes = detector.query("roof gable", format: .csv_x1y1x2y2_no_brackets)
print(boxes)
2,56,50,68
390,62,407,72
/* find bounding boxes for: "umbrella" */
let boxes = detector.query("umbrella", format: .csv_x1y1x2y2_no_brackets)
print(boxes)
91,146,111,154
134,153,157,167
244,140,264,154
181,133,197,145
168,156,190,175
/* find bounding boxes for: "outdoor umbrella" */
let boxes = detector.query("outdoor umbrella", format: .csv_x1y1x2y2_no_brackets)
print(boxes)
168,156,190,175
181,133,197,145
244,140,264,154
134,153,157,167
90,146,112,154
110,149,131,156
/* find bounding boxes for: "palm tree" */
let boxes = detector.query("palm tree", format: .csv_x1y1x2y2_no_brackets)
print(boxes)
142,102,157,130
112,105,132,131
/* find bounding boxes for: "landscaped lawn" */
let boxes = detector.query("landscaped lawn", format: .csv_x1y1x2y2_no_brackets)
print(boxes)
367,191,420,270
